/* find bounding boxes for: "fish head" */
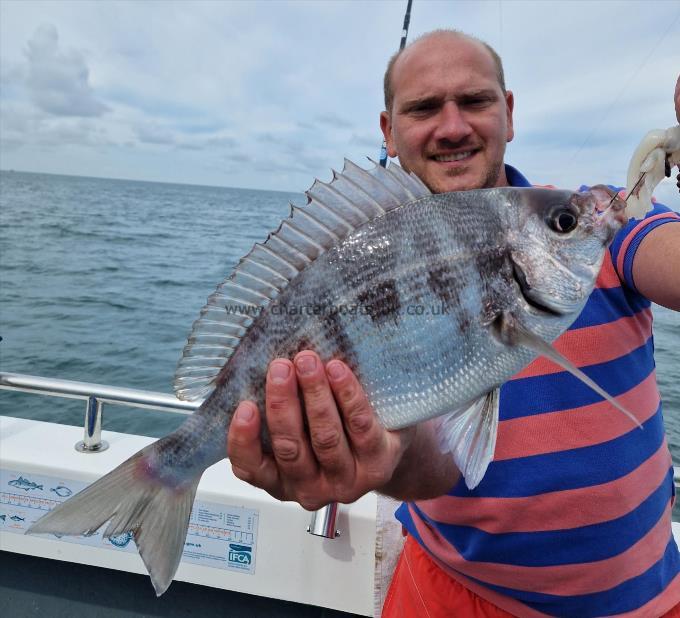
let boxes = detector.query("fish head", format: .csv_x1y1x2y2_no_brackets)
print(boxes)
507,186,626,322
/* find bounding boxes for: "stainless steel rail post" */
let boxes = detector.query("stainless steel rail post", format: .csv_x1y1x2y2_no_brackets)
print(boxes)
0,371,198,455
307,503,340,538
75,395,109,452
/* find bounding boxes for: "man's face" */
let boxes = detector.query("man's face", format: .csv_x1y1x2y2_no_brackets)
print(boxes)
380,34,514,194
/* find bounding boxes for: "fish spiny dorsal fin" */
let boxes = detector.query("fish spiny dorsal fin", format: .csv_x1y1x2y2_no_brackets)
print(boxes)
173,160,431,401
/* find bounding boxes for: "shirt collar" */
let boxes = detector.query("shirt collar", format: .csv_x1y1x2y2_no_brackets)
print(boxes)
505,164,531,188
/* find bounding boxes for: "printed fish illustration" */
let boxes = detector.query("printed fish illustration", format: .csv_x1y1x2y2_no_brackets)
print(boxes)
109,531,133,548
10,515,26,522
0,514,6,522
9,476,43,491
28,160,637,595
50,486,73,498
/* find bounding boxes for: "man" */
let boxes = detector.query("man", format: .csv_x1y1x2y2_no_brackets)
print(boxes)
228,30,680,616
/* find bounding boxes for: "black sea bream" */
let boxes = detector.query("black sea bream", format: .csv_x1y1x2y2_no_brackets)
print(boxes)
29,160,636,595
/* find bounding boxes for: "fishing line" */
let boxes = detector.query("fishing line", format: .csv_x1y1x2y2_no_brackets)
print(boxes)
565,7,680,171
602,171,646,216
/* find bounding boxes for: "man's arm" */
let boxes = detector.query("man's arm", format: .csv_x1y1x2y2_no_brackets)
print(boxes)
381,417,460,500
632,74,680,311
632,223,680,311
227,351,459,509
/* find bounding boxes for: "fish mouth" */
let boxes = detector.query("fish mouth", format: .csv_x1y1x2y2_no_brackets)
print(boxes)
511,261,564,317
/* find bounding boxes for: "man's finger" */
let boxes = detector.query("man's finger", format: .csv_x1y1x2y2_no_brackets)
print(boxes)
325,360,385,457
326,360,409,492
294,352,353,480
265,358,318,482
227,401,281,494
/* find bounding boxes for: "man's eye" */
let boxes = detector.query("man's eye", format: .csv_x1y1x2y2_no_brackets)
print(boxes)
403,99,442,114
465,97,492,108
409,104,437,115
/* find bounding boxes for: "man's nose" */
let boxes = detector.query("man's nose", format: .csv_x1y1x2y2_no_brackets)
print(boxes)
433,102,473,143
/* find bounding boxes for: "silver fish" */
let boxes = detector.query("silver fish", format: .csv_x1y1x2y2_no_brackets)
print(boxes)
28,160,635,595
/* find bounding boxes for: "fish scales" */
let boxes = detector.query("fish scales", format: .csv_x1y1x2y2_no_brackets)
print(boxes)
169,189,562,458
27,161,631,596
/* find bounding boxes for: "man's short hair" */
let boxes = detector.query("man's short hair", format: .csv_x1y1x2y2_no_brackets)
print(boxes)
383,29,507,113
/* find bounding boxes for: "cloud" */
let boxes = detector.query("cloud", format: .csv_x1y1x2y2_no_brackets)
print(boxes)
350,132,382,149
205,135,237,148
133,120,239,152
25,24,109,117
135,124,176,146
175,135,238,152
223,151,253,164
0,100,111,153
315,112,353,129
1,1,677,191
34,119,112,148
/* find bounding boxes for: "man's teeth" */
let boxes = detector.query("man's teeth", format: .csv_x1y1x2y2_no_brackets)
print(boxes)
433,151,473,162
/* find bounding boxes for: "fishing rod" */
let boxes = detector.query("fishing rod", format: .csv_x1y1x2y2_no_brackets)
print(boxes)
379,0,414,168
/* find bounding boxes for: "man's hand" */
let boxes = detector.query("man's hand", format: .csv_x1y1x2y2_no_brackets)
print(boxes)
227,351,415,510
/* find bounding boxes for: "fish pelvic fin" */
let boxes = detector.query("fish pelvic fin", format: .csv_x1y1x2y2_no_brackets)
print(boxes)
26,445,200,596
436,389,500,490
495,311,642,430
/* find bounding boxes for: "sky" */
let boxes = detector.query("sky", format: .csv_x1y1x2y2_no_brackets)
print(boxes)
1,0,679,199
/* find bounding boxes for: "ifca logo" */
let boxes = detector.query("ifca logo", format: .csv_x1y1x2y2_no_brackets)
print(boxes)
228,543,252,566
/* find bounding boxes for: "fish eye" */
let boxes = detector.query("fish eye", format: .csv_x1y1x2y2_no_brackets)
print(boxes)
547,207,578,234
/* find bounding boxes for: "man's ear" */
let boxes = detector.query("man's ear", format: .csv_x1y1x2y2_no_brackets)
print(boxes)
505,90,515,144
380,111,398,157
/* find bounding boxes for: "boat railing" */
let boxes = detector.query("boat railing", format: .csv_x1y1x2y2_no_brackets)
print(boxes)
3,371,678,527
0,371,340,538
0,371,198,452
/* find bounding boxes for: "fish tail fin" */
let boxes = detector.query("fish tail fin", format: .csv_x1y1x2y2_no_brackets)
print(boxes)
27,445,200,596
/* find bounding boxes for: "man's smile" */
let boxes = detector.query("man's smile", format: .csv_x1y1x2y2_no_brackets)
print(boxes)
431,150,477,163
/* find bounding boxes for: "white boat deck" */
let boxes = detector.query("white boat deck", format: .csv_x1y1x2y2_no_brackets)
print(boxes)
0,416,377,616
3,412,680,617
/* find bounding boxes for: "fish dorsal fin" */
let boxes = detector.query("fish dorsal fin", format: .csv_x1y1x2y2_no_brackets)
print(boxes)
174,160,431,401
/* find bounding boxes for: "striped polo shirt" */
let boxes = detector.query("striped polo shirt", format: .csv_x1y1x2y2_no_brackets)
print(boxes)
396,165,680,617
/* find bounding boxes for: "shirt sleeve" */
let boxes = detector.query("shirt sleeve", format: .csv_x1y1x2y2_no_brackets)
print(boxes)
609,202,680,293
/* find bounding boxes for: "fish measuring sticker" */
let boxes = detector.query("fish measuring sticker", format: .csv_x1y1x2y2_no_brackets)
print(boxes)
184,503,258,574
1,469,258,574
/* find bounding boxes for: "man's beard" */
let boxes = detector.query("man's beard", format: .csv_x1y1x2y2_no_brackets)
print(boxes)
427,155,505,194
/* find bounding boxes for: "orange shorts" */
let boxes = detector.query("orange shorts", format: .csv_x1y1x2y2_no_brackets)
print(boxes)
382,535,680,617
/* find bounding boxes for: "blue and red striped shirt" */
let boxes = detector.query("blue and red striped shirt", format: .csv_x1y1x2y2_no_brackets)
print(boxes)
396,166,680,617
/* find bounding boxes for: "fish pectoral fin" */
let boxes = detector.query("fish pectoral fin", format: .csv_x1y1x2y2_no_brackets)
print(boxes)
436,389,500,490
502,312,642,430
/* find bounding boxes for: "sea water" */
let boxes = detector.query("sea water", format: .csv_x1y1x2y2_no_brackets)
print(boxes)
1,170,679,459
